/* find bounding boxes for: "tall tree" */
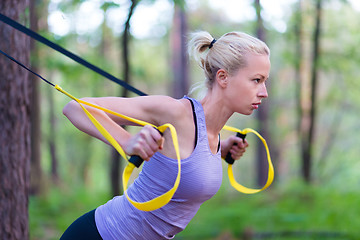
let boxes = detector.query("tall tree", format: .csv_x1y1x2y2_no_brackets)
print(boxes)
171,0,189,98
302,0,323,182
110,0,139,197
0,0,31,239
29,0,44,194
254,0,269,187
121,0,138,98
47,79,60,184
294,0,305,140
293,0,309,179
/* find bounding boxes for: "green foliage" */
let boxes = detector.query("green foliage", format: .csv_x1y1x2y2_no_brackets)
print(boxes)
29,186,110,240
100,2,120,12
29,181,360,240
175,181,360,239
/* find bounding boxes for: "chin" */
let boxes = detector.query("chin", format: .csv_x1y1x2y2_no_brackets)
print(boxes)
238,110,253,116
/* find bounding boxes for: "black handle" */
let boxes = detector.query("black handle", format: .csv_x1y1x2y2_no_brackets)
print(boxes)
129,155,144,168
128,128,163,168
224,132,247,165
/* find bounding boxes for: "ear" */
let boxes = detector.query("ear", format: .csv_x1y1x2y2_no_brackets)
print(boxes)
216,69,228,88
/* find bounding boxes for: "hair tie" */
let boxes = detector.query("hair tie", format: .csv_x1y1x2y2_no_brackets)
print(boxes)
209,38,217,49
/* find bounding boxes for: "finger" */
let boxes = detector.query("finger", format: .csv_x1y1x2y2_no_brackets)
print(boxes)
237,139,249,149
135,126,164,159
131,139,151,161
230,151,243,160
158,137,164,150
243,139,249,147
144,125,164,150
149,127,164,149
232,144,246,152
230,147,246,160
139,126,160,152
236,146,247,153
231,135,241,145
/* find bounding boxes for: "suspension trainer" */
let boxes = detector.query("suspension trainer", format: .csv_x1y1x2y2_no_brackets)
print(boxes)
0,14,274,211
0,13,146,96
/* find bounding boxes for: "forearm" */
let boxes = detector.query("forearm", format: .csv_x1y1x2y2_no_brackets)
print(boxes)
63,99,131,147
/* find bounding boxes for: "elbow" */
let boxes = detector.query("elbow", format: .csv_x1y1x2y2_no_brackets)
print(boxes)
63,97,94,117
62,100,77,117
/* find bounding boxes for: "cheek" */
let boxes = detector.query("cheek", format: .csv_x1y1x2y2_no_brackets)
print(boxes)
232,82,252,100
228,78,246,94
227,84,244,102
226,85,252,112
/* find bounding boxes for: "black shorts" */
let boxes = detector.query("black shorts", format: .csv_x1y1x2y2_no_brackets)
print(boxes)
60,209,103,240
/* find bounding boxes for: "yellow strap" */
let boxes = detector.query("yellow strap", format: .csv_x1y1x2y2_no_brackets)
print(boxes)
55,85,181,211
123,124,181,211
222,125,274,194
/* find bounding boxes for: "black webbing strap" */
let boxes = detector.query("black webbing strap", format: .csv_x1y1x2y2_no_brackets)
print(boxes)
0,13,147,96
0,48,55,87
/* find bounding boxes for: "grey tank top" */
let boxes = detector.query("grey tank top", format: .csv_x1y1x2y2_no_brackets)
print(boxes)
95,96,222,240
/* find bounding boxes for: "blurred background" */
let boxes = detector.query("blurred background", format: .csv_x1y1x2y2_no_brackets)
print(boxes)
1,0,360,239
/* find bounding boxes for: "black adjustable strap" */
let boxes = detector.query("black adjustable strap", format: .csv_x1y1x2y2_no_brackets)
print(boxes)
0,13,146,96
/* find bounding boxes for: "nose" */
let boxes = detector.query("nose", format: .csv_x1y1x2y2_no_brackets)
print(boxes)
258,83,268,99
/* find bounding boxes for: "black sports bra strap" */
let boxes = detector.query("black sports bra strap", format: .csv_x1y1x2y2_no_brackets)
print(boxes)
187,98,220,152
187,98,198,149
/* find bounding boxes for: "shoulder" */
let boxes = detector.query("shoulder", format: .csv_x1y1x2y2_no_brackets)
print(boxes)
141,95,192,125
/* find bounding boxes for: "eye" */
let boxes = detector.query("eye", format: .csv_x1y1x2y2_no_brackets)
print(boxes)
254,78,261,83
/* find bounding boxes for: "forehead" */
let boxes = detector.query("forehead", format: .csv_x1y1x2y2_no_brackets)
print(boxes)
242,53,271,77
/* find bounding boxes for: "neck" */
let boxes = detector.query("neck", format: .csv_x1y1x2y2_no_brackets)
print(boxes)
200,89,233,136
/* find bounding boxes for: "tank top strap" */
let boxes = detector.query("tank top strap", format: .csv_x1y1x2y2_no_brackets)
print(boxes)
183,96,207,144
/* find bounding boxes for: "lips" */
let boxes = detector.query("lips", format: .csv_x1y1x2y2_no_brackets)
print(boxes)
252,102,261,110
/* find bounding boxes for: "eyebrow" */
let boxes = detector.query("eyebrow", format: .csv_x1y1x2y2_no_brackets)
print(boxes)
254,74,268,80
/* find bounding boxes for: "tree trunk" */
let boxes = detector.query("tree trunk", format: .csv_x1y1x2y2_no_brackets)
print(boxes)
294,0,304,138
302,0,322,183
0,1,31,239
47,85,59,184
29,0,43,195
171,4,189,98
110,0,138,197
254,0,269,187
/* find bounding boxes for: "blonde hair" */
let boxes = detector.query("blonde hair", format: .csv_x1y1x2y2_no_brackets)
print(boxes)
188,31,270,90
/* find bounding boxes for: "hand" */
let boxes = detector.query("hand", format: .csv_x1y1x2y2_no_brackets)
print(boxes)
124,125,164,161
221,135,249,160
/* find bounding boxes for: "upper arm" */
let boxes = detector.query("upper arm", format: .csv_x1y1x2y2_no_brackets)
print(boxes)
83,95,185,127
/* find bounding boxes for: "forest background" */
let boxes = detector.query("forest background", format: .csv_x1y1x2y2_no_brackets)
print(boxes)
1,0,360,239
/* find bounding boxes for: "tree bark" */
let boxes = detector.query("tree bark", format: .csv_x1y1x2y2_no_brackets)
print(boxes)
29,0,44,195
0,0,31,239
171,4,189,98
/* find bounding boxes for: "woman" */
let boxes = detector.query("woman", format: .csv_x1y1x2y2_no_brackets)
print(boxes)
60,30,270,240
